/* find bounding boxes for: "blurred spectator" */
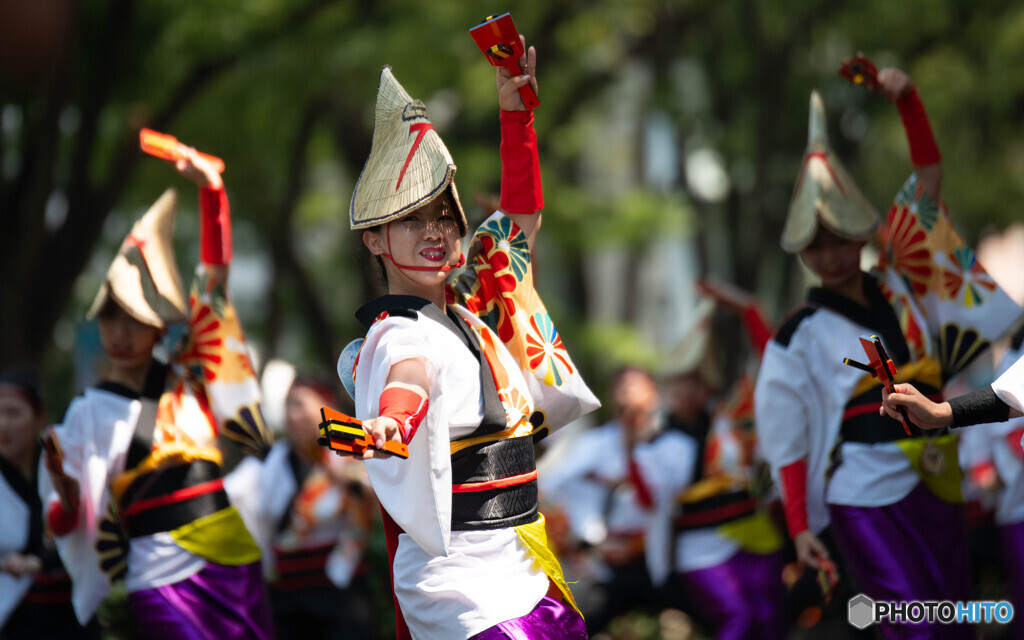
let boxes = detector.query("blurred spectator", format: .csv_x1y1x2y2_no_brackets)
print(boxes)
0,368,100,639
228,373,375,640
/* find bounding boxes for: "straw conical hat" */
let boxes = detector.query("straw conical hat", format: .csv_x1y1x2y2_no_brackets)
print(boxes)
87,189,187,329
780,91,879,253
661,299,723,390
350,66,467,235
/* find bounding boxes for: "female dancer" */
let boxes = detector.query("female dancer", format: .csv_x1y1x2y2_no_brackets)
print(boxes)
754,67,1020,639
42,149,274,638
337,35,599,639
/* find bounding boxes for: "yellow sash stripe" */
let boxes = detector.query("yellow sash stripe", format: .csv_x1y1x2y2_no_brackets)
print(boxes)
169,506,261,565
514,514,581,617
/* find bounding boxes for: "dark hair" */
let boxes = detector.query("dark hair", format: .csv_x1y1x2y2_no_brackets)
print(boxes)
0,367,45,415
358,226,389,289
289,371,340,408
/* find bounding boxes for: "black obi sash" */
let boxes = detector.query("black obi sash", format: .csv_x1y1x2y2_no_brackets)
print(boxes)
674,489,757,531
357,296,539,531
98,364,228,538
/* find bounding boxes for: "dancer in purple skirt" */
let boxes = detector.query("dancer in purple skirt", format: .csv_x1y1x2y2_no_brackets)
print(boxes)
41,145,274,639
755,61,1021,640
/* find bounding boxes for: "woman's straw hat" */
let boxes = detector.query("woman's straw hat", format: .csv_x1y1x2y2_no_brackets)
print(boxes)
780,91,879,253
350,66,467,235
86,188,187,329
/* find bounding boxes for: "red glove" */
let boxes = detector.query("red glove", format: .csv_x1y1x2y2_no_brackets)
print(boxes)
896,88,941,167
779,459,810,538
200,186,232,265
499,110,543,215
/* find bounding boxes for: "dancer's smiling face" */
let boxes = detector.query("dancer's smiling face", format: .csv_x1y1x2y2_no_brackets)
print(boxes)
363,193,463,297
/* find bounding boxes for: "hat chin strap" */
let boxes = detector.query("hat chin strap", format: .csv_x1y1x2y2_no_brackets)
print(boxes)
380,224,465,273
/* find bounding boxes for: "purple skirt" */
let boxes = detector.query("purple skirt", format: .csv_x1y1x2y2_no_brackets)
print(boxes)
829,483,972,640
468,595,588,640
1000,520,1024,638
127,560,274,640
677,549,786,640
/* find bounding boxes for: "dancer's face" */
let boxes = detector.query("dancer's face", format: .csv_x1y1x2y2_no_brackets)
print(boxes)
799,225,865,290
0,389,42,466
285,384,325,457
97,302,160,372
363,195,462,296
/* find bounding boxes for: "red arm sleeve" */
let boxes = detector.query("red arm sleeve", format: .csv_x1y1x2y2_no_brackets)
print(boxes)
499,110,543,215
200,185,232,265
47,499,79,537
742,304,773,358
778,458,809,537
896,88,941,168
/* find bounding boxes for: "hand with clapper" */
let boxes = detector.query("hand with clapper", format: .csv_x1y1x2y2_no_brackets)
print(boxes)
318,407,409,459
469,13,539,110
41,426,79,513
838,53,879,90
139,128,226,174
843,335,914,435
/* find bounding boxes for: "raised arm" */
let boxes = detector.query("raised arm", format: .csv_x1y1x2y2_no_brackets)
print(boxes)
496,34,542,250
173,148,232,288
875,68,943,202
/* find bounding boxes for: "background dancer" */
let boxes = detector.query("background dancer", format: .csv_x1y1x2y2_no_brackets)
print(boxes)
42,149,275,639
644,283,786,640
755,65,1021,640
228,372,375,640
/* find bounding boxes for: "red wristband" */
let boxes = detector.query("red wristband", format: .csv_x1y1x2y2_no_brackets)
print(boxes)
47,499,79,536
779,459,810,537
896,88,941,167
379,386,428,444
200,186,232,265
499,110,543,214
628,457,654,509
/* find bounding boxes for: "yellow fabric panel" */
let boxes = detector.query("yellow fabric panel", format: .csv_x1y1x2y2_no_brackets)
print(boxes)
514,514,580,617
169,506,261,565
110,444,223,502
894,433,963,504
718,512,784,555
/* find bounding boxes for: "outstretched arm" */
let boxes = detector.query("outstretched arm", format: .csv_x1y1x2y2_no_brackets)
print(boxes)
875,68,943,202
881,383,1019,428
497,34,542,250
358,358,430,459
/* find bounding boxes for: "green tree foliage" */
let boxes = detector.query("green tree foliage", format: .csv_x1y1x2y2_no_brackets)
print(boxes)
2,0,1023,408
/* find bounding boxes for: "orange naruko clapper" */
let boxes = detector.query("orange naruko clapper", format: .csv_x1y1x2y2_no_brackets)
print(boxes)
318,406,409,459
139,128,225,174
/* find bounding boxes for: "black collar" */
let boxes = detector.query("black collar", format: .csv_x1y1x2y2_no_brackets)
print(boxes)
355,295,434,330
96,361,168,400
807,272,910,365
